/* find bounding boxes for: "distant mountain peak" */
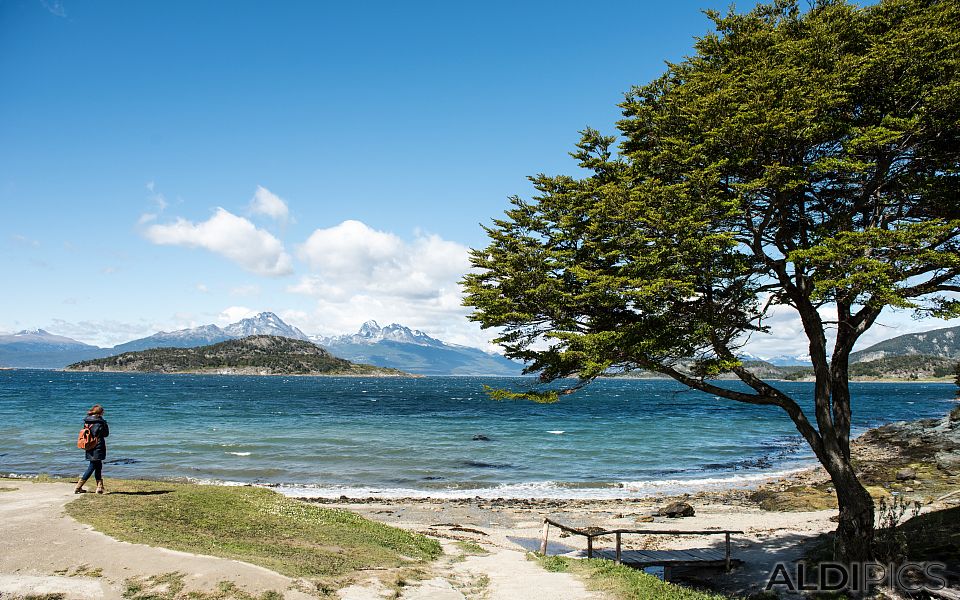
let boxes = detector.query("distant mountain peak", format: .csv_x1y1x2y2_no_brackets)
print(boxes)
358,320,382,338
15,328,49,336
317,320,445,348
312,319,524,376
222,312,309,341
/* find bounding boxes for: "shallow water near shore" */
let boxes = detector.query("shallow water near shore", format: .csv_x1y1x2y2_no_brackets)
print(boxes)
1,370,955,498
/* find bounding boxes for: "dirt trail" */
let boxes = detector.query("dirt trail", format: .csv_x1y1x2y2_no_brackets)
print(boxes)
0,482,315,599
337,538,605,600
0,482,607,600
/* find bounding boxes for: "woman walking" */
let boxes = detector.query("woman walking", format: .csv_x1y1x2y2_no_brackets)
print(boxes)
75,404,109,494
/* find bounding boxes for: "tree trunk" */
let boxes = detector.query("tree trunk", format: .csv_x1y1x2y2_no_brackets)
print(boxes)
828,454,876,563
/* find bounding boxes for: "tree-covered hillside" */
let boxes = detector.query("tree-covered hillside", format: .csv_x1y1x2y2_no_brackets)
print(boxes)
66,335,408,377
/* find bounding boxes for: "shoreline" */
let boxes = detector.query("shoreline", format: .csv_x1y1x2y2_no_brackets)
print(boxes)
1,366,953,383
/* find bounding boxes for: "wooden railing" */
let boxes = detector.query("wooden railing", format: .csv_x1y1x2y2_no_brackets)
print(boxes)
540,517,744,571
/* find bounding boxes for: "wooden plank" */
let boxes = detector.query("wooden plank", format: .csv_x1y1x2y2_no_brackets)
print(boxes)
541,519,743,537
590,548,739,568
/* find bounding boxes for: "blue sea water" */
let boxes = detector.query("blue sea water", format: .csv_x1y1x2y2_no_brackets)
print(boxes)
0,370,955,499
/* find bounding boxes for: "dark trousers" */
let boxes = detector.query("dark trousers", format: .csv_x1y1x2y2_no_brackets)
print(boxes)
82,460,102,482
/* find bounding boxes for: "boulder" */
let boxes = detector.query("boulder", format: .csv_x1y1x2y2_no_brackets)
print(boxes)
657,501,695,518
636,515,655,523
936,451,960,475
895,468,917,481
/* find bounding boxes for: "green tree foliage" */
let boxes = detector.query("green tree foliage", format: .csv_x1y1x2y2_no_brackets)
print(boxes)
464,0,959,562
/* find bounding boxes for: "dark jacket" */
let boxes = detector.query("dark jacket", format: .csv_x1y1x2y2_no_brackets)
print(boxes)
83,415,109,461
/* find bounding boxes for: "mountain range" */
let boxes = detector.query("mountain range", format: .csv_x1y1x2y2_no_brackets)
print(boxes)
313,320,522,376
0,313,524,376
3,314,957,377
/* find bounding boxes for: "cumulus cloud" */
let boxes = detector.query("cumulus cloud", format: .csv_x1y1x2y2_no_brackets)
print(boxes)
297,220,469,298
249,186,290,222
739,299,960,360
144,208,293,277
288,219,498,349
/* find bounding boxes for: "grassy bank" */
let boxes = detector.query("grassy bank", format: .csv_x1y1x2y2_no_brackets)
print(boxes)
535,555,731,600
66,479,441,591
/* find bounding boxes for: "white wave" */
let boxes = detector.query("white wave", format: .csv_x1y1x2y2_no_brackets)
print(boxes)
547,430,565,435
271,466,813,500
226,451,251,456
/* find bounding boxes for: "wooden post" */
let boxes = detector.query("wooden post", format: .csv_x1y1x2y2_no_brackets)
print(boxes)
540,520,550,555
587,535,593,559
615,532,622,564
725,532,731,572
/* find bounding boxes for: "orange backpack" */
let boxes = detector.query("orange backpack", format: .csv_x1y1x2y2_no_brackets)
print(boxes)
77,424,99,451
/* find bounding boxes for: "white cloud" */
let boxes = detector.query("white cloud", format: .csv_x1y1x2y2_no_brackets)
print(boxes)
144,208,294,277
289,219,498,349
40,0,66,17
740,300,960,359
11,234,40,247
249,186,290,222
196,283,209,293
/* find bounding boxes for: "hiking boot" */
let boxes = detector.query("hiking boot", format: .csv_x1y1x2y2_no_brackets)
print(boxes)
74,477,88,494
95,481,104,494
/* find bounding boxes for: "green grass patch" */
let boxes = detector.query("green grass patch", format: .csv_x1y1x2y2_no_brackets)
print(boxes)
534,555,731,600
32,474,69,483
122,572,285,600
453,540,489,555
0,486,17,492
66,480,441,583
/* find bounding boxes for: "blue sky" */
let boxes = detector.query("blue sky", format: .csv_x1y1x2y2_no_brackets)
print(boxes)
1,0,952,354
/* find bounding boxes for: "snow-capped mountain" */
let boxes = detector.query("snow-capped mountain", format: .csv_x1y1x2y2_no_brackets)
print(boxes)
0,329,97,350
314,320,524,376
222,312,310,341
765,354,813,367
737,352,812,367
0,313,524,375
112,312,309,354
315,320,444,348
0,329,104,368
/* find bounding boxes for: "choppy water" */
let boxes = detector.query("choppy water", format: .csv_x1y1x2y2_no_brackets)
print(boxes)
1,370,955,498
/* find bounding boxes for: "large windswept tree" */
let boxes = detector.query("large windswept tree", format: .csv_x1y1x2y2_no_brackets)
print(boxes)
463,0,959,563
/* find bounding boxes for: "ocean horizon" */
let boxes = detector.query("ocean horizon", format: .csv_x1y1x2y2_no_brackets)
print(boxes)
2,369,956,499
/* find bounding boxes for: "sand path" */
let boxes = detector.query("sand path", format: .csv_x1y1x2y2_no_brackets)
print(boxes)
0,482,315,600
337,537,606,600
0,482,608,600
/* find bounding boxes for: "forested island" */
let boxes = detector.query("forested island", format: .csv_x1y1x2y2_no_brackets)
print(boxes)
65,335,409,377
